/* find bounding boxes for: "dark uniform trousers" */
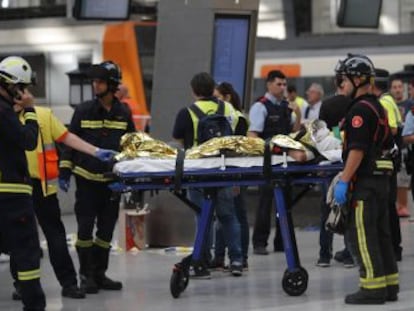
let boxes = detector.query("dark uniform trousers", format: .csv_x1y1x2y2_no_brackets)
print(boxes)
1,194,46,311
252,185,287,250
348,176,399,292
74,176,120,278
31,179,77,287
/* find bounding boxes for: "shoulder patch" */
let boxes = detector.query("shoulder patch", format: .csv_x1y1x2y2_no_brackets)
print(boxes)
351,115,364,128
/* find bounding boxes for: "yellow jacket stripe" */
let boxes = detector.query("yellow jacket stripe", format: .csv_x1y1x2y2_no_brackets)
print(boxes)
94,238,111,249
75,239,94,248
73,166,112,182
385,273,399,286
59,160,73,170
80,120,128,130
18,269,41,281
359,276,386,289
375,160,394,170
0,183,32,195
24,112,37,122
355,200,374,280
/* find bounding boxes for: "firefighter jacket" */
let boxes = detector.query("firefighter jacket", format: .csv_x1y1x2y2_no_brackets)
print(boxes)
19,106,68,196
341,94,394,178
59,98,135,182
0,94,38,195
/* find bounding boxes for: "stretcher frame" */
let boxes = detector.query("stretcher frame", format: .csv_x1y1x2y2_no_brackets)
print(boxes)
109,160,342,298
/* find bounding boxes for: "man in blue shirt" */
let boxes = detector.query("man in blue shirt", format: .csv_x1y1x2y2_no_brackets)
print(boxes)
248,70,301,255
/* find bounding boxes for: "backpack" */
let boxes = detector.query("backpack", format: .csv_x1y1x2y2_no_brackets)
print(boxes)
189,100,233,145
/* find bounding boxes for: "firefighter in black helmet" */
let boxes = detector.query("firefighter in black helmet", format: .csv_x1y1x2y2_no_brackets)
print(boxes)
333,54,399,304
59,60,135,294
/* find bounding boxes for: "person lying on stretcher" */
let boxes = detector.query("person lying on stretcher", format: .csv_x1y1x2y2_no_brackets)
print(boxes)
270,120,342,163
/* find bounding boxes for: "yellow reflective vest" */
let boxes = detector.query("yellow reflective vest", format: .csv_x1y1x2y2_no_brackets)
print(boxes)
20,106,68,196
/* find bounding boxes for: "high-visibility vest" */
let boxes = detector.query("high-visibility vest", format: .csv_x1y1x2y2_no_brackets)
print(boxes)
20,106,68,196
188,99,237,146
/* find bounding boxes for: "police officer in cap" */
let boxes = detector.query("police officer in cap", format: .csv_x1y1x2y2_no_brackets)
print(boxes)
333,54,399,304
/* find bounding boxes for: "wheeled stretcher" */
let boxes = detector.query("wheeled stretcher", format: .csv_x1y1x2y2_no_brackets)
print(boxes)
109,155,342,298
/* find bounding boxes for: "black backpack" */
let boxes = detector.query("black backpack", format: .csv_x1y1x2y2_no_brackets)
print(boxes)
189,100,233,145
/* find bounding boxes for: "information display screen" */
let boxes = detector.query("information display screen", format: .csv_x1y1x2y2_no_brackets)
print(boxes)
337,0,382,28
73,0,131,20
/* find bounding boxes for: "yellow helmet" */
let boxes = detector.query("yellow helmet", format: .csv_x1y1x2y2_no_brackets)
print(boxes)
0,56,32,85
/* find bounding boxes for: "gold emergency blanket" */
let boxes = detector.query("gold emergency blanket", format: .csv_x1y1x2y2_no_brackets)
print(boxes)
271,121,319,151
185,136,265,159
115,132,178,161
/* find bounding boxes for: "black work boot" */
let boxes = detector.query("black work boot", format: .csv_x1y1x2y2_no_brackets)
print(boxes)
386,285,399,302
93,245,123,290
61,284,85,299
95,275,123,290
77,246,99,294
80,274,99,294
345,288,386,305
12,281,22,301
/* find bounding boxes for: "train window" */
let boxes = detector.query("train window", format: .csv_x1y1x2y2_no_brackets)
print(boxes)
0,54,46,99
135,24,156,111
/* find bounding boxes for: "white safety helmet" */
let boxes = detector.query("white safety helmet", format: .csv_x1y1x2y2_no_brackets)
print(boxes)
0,56,32,85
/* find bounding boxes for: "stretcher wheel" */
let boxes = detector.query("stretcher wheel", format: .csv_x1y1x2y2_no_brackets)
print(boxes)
170,264,189,298
282,267,308,296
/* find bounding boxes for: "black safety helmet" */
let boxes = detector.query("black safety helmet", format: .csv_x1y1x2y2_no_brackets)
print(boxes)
335,53,375,98
335,53,375,78
88,61,122,93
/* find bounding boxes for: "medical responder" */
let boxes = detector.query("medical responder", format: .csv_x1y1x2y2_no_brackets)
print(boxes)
333,54,399,304
0,55,46,310
11,103,117,300
172,72,243,277
59,61,135,294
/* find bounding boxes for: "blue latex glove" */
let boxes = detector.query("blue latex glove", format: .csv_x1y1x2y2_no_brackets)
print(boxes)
95,148,118,162
58,177,70,192
334,179,349,205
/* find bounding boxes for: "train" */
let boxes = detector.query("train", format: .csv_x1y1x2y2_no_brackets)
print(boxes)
0,19,412,124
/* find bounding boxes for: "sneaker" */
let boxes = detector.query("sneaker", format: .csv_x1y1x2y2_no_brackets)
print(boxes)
242,260,248,271
61,285,85,299
230,261,243,277
334,250,344,262
253,246,268,255
209,258,226,271
316,258,330,267
343,256,355,268
190,265,211,279
345,289,386,305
